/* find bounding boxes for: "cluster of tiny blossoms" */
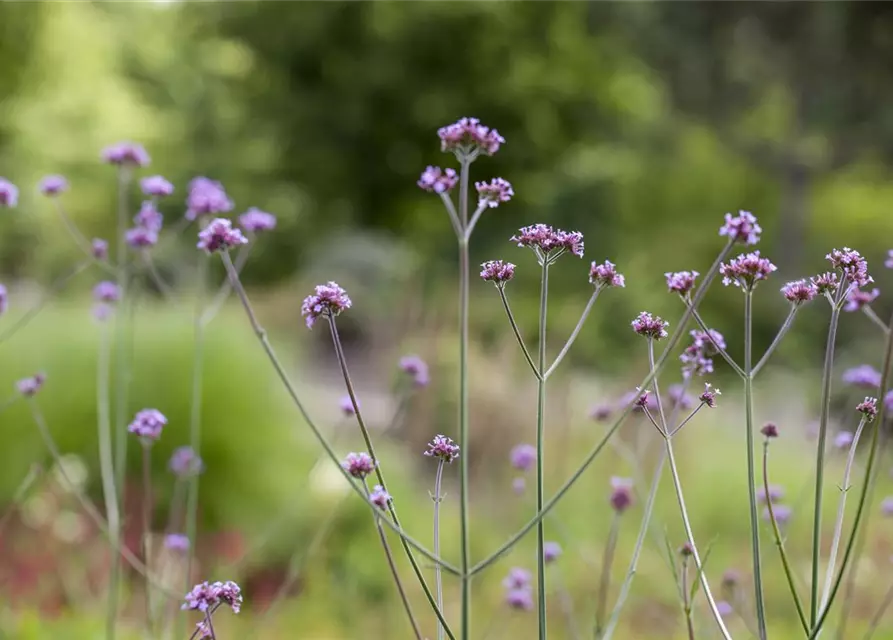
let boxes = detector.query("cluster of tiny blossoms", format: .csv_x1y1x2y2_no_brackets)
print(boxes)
631,312,668,340
510,224,584,260
827,247,873,288
300,282,352,328
183,580,243,614
127,409,168,441
342,452,376,479
424,435,460,463
720,251,777,290
480,260,515,286
437,117,504,156
590,260,625,289
680,329,726,378
197,218,248,254
666,271,699,296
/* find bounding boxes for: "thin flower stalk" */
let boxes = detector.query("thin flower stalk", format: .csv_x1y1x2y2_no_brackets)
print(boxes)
689,309,745,378
752,305,799,376
201,243,254,324
667,404,706,438
544,288,600,379
681,557,696,640
593,511,620,636
535,260,550,639
862,305,889,335
498,287,541,379
433,459,446,640
0,465,42,536
464,203,488,239
141,442,155,627
438,192,462,239
52,199,116,274
457,156,472,640
141,250,177,301
552,564,580,640
862,580,893,640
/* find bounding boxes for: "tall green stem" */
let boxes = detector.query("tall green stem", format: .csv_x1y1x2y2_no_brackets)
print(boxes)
744,291,767,639
458,156,472,640
433,460,446,640
536,260,549,639
594,512,620,636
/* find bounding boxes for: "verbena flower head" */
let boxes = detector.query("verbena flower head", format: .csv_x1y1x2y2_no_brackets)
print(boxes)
857,397,879,422
38,175,68,197
134,201,163,232
125,226,159,248
765,504,792,526
437,117,504,156
680,329,726,378
633,389,651,409
842,365,881,389
666,384,694,410
93,281,120,303
882,497,893,517
720,251,777,289
101,142,150,167
16,373,45,397
610,476,634,513
341,452,376,478
165,534,190,552
844,287,880,312
502,567,532,590
826,248,873,288
590,261,625,289
717,601,734,618
761,422,779,439
0,283,7,316
631,311,668,340
197,218,248,253
510,444,536,472
239,207,277,233
621,388,657,413
781,279,818,304
0,178,18,207
417,166,458,194
369,485,391,509
480,260,515,286
182,580,242,614
543,541,562,563
510,224,584,262
424,435,460,463
91,238,109,261
169,446,204,478
127,409,167,441
512,477,526,495
505,588,534,611
140,175,174,197
589,404,612,421
339,395,356,416
301,282,352,328
699,383,721,408
756,484,784,504
886,250,893,269
399,355,429,387
834,430,854,450
811,272,840,295
185,177,233,220
719,210,761,245
93,303,113,322
666,271,698,296
476,178,513,208
679,542,694,557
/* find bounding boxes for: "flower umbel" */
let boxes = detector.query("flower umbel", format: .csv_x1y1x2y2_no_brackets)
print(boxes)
93,281,120,303
811,272,840,295
101,142,150,167
719,210,762,245
475,178,514,208
510,444,537,472
342,452,376,478
424,435,460,463
842,365,881,389
720,251,777,289
781,279,818,304
856,397,879,422
631,311,669,340
511,224,584,261
844,287,880,313
826,248,872,288
437,117,504,156
134,201,163,232
169,446,204,478
480,260,515,286
239,207,277,233
91,238,109,261
417,166,458,194
399,355,430,387
182,580,242,614
140,175,174,197
186,177,234,221
610,476,634,513
590,261,625,289
369,485,391,509
38,175,68,197
301,282,352,329
0,178,18,207
699,383,721,408
197,218,248,253
666,271,698,296
127,409,167,441
761,423,779,439
16,373,45,397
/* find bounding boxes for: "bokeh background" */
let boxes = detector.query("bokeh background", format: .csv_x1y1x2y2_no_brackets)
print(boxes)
2,2,893,638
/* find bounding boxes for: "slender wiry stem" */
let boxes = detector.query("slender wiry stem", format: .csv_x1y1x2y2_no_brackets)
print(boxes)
681,558,696,640
497,287,540,379
752,305,799,377
363,482,424,640
689,309,745,378
433,460,446,640
201,242,254,324
0,464,41,536
862,305,890,335
205,611,217,639
544,288,600,379
763,440,809,633
472,241,735,575
821,416,869,611
141,250,177,301
52,200,116,275
439,192,463,239
535,260,550,639
0,261,91,346
667,404,706,439
458,154,472,640
594,512,620,636
464,203,488,239
811,284,845,626
744,290,767,639
552,564,580,640
141,442,154,629
863,580,893,639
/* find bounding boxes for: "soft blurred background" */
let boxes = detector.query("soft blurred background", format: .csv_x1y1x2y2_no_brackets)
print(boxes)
2,2,893,638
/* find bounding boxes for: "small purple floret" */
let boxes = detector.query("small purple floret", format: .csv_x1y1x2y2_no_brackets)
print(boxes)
93,281,120,303
92,238,109,261
720,251,777,289
301,282,352,329
631,311,668,340
834,430,854,450
417,166,459,194
339,395,356,416
844,287,880,313
16,373,45,397
126,226,159,248
511,224,584,260
505,588,534,611
342,452,376,478
437,117,504,156
186,177,233,221
781,279,818,304
165,534,190,552
843,365,882,389
0,284,7,316
101,142,150,167
882,497,893,517
857,397,878,422
719,210,761,245
811,272,840,295
543,541,562,563
480,260,515,285
239,207,277,233
666,271,698,296
610,476,634,513
140,175,174,197
0,178,18,207
134,201,163,232
369,485,391,509
169,446,204,478
128,409,167,441
510,444,536,472
699,383,721,408
590,261,625,289
38,175,68,197
424,434,460,463
399,355,430,387
182,580,242,614
197,218,248,254
827,248,873,288
475,178,513,208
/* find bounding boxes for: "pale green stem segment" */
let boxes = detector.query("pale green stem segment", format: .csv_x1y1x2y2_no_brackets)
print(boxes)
535,259,550,640
544,288,600,379
457,156,472,640
497,286,540,379
752,305,799,377
594,511,620,636
433,460,446,640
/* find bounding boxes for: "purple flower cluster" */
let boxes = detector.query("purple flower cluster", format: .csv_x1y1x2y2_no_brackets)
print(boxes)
842,365,881,389
633,389,651,409
719,210,762,245
720,251,777,289
0,178,18,207
134,202,164,233
844,287,879,312
699,383,721,408
301,282,352,328
342,452,376,478
887,250,893,269
0,284,7,316
369,485,391,509
590,261,625,289
761,423,779,439
186,177,233,221
182,580,242,614
667,384,695,410
502,568,533,611
620,388,657,413
631,311,668,340
140,175,174,198
102,142,150,167
610,476,634,513
857,397,878,422
811,272,839,295
438,117,504,156
680,329,725,378
424,434,460,463
165,534,190,552
480,260,515,285
239,207,277,233
93,281,120,303
757,484,784,504
666,271,698,296
417,166,458,194
764,504,792,526
476,178,514,208
543,541,562,563
399,355,429,387
781,279,818,304
92,238,109,261
126,227,158,249
197,218,248,254
510,444,536,472
16,373,45,397
339,395,356,416
39,175,68,197
826,248,872,288
834,431,854,450
882,497,893,517
510,224,584,260
127,409,167,441
169,446,204,478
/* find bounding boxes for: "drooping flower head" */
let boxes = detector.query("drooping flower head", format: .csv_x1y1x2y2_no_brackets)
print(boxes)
134,201,164,232
826,248,873,288
857,397,879,422
666,271,699,297
610,476,634,513
93,281,120,303
399,355,429,387
476,178,513,208
197,218,248,254
301,282,352,329
185,177,233,221
369,485,391,509
719,210,761,245
91,238,109,261
844,287,880,313
38,175,68,197
843,365,882,389
16,373,45,397
101,142,150,167
127,409,167,441
510,444,537,472
437,117,504,156
169,446,204,478
341,452,376,478
125,226,159,248
699,383,721,408
590,261,625,289
510,224,584,262
480,260,515,286
417,166,458,194
140,175,174,197
0,178,18,207
543,541,562,563
182,580,242,614
811,272,840,296
781,279,818,304
165,534,190,552
424,435,460,463
720,251,777,289
239,207,277,233
631,311,668,340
